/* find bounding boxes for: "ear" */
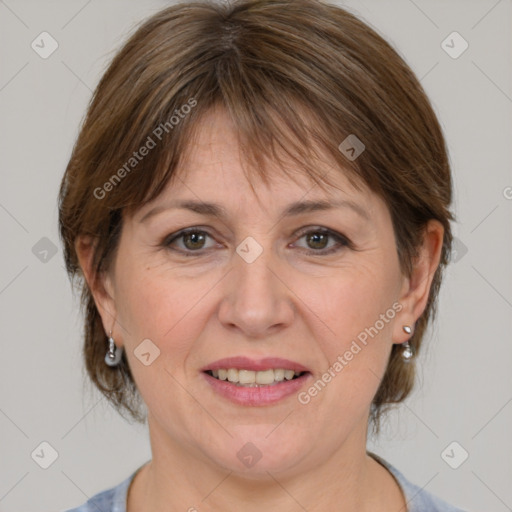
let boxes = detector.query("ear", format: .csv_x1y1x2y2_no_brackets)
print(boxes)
75,235,119,342
393,219,445,343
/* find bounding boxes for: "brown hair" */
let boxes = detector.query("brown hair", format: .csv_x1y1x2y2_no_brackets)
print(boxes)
58,0,454,430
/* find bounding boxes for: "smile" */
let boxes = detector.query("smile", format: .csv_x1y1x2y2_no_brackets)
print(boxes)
205,368,306,386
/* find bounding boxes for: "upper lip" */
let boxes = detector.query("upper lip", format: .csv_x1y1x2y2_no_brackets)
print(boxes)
202,356,310,373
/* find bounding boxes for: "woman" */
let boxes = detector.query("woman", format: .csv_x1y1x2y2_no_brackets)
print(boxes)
59,0,465,510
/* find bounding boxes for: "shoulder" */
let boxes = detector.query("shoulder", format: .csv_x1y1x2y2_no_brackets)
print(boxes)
369,452,467,512
62,470,136,512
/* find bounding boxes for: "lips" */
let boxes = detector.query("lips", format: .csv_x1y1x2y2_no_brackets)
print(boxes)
201,356,312,406
201,356,310,373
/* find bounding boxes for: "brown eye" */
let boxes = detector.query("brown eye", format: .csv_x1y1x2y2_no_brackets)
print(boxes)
293,228,350,255
305,232,329,250
164,229,216,253
182,231,207,250
163,226,350,257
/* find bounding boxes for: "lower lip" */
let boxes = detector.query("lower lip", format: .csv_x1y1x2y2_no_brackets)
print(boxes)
202,372,311,406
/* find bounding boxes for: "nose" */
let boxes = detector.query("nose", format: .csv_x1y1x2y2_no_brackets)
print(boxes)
217,240,295,339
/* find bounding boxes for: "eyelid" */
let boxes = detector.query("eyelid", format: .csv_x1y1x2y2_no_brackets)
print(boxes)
291,226,352,252
163,225,352,255
163,227,221,250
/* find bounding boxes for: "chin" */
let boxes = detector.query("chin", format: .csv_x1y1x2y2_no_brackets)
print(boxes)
204,426,311,477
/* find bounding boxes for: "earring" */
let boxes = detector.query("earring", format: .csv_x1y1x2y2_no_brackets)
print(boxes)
401,325,414,362
104,330,123,366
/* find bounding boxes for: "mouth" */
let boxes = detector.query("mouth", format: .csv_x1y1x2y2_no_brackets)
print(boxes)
204,368,308,387
201,357,312,406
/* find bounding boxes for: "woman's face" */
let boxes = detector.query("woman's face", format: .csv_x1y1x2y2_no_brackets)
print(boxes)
96,107,419,476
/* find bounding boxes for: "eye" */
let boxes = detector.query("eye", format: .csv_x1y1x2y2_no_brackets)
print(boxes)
292,227,351,255
163,226,351,256
163,228,217,253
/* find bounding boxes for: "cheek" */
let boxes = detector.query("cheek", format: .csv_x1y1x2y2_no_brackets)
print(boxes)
294,258,401,411
112,261,209,413
114,256,222,360
303,260,399,349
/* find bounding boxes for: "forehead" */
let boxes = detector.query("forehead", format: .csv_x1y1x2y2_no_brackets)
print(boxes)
132,105,392,230
169,106,372,208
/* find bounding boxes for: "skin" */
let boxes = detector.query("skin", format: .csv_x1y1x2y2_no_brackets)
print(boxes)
76,106,444,512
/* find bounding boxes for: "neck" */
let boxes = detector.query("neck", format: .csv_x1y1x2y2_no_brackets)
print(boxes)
128,414,404,512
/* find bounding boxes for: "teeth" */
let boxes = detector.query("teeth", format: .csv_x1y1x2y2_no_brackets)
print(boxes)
274,369,285,382
284,370,295,380
255,369,274,384
208,368,304,386
227,368,238,382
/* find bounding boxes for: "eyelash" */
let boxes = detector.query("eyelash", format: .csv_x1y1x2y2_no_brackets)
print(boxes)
162,226,352,256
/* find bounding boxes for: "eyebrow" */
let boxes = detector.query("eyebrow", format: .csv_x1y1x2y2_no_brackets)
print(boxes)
139,198,370,223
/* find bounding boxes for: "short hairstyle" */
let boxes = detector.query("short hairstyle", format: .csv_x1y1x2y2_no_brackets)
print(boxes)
58,0,454,431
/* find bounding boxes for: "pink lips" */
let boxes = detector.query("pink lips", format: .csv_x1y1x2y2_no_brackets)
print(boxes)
201,356,312,406
201,356,310,373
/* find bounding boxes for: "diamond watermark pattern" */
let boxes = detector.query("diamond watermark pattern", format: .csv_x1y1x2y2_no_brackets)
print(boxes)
31,441,59,469
31,31,59,59
451,237,469,263
338,134,365,161
32,237,58,263
134,338,161,366
236,236,263,263
441,441,469,469
237,442,263,468
441,31,468,59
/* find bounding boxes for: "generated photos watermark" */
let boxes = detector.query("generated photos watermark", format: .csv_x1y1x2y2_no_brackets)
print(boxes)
93,97,197,200
297,301,403,405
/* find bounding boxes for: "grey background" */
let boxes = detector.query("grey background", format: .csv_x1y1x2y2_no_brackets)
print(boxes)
0,0,511,510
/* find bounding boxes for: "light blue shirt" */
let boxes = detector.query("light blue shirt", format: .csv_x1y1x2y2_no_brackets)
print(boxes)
63,454,467,511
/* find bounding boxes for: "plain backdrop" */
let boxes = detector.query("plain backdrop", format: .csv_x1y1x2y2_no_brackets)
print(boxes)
0,1,511,511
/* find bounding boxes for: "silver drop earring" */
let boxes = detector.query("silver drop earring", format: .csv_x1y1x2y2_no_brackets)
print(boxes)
401,325,414,362
104,330,123,366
